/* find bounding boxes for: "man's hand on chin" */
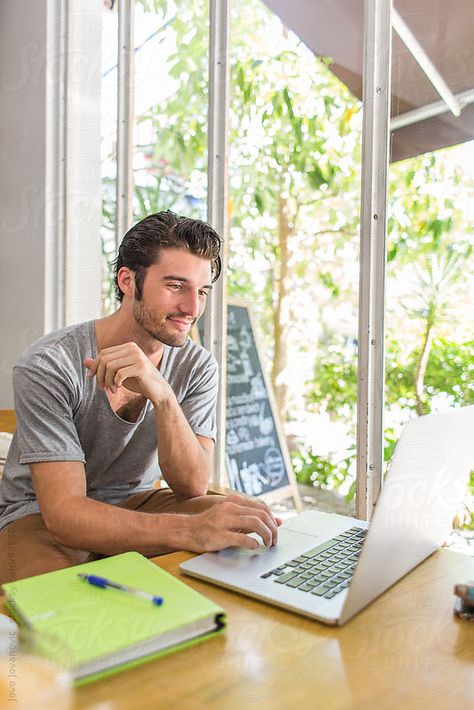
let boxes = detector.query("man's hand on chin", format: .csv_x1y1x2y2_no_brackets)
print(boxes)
83,342,170,404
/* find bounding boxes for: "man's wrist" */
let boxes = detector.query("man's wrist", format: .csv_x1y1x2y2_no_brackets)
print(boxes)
150,380,174,409
153,511,194,550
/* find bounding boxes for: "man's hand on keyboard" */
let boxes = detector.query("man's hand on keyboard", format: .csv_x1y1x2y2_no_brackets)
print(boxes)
182,493,282,553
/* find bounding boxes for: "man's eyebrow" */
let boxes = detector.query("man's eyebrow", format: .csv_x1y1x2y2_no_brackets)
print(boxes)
162,276,213,290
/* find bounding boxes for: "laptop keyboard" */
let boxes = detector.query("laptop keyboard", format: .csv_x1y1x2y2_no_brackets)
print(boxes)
260,526,367,600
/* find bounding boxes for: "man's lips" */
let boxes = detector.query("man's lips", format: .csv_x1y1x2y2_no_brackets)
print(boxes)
167,317,194,331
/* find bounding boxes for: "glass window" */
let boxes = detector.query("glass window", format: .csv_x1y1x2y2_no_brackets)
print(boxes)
101,1,119,314
131,0,209,223
228,0,363,513
387,5,474,546
100,0,210,314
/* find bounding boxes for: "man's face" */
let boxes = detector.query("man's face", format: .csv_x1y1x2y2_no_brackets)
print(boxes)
131,248,212,347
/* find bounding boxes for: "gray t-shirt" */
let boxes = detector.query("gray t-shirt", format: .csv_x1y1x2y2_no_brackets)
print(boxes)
0,320,218,531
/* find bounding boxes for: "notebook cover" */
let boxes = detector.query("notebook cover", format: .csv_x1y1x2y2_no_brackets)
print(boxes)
2,552,226,684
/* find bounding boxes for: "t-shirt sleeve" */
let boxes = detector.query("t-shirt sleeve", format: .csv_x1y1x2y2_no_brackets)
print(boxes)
179,353,218,441
13,358,86,465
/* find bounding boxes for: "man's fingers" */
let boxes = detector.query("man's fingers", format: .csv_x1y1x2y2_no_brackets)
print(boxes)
83,344,139,383
95,344,134,359
84,356,98,377
227,493,276,520
86,351,139,391
113,364,141,388
85,356,108,385
191,503,281,553
227,532,260,550
233,514,275,547
224,498,279,543
103,356,136,390
222,504,278,545
95,359,109,390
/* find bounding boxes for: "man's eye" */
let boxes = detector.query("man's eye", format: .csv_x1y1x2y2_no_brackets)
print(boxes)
199,290,209,297
169,283,182,291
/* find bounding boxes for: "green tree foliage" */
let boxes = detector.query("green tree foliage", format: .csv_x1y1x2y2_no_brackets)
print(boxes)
227,8,361,416
305,336,474,501
309,338,474,419
387,154,474,416
302,148,474,513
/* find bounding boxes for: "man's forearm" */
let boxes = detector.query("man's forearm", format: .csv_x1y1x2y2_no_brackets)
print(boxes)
50,492,282,556
152,393,212,498
49,496,191,556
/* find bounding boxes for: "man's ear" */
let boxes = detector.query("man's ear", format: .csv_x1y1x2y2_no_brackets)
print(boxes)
117,267,135,299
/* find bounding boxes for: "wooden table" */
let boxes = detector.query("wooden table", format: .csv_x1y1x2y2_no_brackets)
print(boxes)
69,548,474,709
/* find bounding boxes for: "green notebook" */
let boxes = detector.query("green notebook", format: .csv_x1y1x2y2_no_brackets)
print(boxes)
2,552,225,685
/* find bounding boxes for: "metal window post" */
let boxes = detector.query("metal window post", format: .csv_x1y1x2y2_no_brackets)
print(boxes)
206,0,230,486
356,0,392,520
116,0,134,251
45,0,68,332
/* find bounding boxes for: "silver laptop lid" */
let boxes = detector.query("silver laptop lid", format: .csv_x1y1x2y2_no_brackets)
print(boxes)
340,406,474,624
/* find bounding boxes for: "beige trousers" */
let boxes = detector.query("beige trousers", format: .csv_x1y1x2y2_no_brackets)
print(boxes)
0,489,221,587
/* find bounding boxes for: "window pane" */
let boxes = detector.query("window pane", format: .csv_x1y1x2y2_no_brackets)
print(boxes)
228,0,363,513
100,0,210,314
132,0,209,223
100,1,118,314
387,4,474,548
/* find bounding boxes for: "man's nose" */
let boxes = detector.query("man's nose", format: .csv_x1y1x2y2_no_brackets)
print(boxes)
179,290,200,318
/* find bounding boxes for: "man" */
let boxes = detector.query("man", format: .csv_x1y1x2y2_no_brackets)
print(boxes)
0,211,280,585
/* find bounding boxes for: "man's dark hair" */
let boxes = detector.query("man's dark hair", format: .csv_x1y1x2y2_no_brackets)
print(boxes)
114,211,222,302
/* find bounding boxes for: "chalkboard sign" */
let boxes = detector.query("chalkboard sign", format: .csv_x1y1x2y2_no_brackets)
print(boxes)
199,302,300,506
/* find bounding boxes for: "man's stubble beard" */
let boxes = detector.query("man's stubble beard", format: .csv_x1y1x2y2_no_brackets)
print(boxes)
132,299,190,347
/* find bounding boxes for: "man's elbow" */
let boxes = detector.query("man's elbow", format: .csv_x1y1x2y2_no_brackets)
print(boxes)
172,482,209,499
42,511,71,545
190,482,210,498
169,470,211,499
40,502,82,548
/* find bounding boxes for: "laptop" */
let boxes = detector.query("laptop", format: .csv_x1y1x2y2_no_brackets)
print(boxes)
181,406,474,625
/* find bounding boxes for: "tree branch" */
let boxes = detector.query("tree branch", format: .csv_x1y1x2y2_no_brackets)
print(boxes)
414,322,434,416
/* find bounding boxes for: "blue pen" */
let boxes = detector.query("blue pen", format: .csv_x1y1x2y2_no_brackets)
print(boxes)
78,573,163,606
454,583,474,605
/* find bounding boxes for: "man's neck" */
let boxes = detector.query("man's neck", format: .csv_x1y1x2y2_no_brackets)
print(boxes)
94,309,164,367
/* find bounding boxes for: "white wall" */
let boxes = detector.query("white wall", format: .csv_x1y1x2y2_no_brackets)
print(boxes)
0,0,102,407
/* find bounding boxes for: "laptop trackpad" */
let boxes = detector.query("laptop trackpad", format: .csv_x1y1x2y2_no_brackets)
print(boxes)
197,526,322,574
